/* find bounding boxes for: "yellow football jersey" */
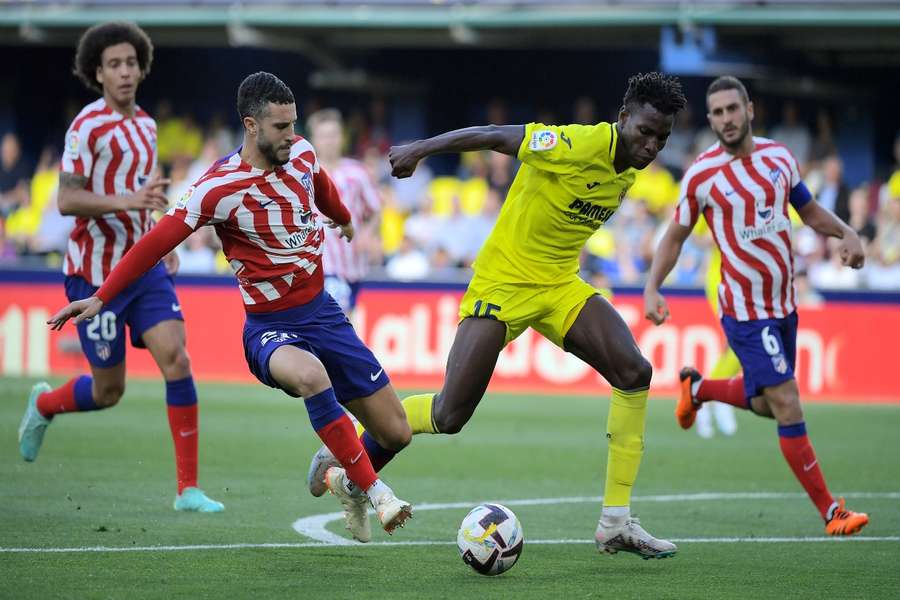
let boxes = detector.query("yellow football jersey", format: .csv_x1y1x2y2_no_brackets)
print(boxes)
472,122,637,284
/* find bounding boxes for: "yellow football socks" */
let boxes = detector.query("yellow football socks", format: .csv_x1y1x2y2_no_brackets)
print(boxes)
402,393,439,434
603,386,648,507
355,393,439,438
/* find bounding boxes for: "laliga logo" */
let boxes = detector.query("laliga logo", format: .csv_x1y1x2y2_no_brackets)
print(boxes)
537,131,556,149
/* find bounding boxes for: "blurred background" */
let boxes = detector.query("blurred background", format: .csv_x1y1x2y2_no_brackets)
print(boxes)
1,1,899,398
2,0,900,290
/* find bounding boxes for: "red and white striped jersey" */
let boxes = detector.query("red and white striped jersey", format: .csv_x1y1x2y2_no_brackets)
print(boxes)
314,158,381,282
167,136,346,311
61,98,158,285
675,137,802,321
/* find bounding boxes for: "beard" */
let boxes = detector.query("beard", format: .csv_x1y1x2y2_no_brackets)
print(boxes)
257,135,290,166
716,119,750,150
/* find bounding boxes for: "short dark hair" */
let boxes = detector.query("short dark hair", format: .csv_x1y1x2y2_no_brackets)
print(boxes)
706,76,749,105
237,72,295,121
73,22,153,94
622,72,687,116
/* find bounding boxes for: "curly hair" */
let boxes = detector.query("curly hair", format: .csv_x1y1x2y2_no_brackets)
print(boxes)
73,22,153,94
237,72,295,121
622,72,687,116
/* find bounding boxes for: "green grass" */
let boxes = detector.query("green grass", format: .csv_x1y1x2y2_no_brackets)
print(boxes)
2,377,899,599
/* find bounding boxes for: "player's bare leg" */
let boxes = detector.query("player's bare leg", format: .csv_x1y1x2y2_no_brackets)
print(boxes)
19,361,126,462
430,316,506,434
271,345,411,538
143,319,223,513
563,295,676,559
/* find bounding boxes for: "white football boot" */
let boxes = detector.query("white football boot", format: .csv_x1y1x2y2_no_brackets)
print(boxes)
307,444,339,497
324,466,371,543
595,515,677,559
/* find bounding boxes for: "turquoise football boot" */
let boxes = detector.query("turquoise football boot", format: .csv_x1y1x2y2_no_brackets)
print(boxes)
173,487,225,513
18,382,52,462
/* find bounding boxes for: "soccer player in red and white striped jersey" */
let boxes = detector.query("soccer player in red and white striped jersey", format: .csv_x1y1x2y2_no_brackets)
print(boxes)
307,109,382,314
644,76,869,536
17,22,223,513
49,72,414,540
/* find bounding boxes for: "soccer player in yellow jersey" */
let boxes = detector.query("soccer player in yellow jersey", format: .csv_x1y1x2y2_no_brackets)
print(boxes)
309,72,686,558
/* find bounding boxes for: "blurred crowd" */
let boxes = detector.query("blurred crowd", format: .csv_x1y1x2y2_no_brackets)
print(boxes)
1,95,899,291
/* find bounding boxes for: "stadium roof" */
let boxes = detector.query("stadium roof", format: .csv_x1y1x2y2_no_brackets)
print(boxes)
3,0,900,59
4,0,900,29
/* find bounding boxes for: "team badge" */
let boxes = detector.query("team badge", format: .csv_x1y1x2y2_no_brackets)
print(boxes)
769,167,783,184
529,130,557,151
66,131,80,158
771,354,788,374
95,341,111,361
300,172,314,199
175,186,195,210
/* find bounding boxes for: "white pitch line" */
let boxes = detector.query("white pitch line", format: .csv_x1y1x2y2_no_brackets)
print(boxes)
3,491,898,554
3,537,900,554
292,491,900,545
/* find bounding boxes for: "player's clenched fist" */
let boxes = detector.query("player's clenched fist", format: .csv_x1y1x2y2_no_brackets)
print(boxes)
837,231,865,270
48,296,104,330
388,144,421,179
643,289,670,326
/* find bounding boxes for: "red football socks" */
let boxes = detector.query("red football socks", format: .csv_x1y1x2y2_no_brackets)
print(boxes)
697,376,747,409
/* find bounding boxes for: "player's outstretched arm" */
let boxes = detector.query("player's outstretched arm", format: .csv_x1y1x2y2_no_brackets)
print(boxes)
58,171,171,217
643,221,693,325
797,200,865,269
47,216,193,330
389,125,525,179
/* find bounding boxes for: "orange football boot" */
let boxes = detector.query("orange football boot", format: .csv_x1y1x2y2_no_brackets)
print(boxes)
825,497,869,536
676,367,702,430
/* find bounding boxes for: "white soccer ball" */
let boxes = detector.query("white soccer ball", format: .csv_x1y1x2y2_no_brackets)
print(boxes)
457,503,524,576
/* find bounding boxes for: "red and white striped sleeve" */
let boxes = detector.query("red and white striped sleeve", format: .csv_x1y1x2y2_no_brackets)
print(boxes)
313,167,351,225
61,116,97,178
166,169,247,230
674,164,705,228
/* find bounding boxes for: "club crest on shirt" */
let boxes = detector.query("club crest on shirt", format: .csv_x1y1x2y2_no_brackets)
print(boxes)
769,166,784,185
66,131,80,158
529,130,557,151
300,172,314,199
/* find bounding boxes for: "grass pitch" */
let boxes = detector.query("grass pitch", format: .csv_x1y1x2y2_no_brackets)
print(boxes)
2,377,898,599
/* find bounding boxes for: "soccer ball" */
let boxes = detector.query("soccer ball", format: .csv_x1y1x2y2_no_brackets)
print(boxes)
456,503,524,576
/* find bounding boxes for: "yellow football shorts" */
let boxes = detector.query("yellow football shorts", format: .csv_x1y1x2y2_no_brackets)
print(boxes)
459,273,601,348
